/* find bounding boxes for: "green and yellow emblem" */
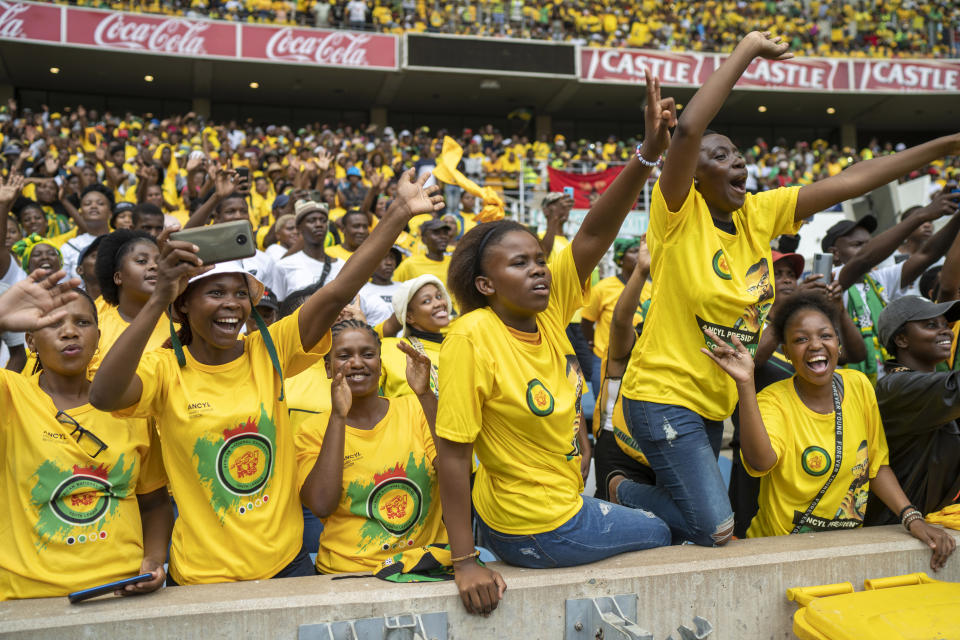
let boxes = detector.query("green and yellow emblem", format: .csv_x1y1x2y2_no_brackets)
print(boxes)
801,446,831,476
526,379,554,416
712,250,732,280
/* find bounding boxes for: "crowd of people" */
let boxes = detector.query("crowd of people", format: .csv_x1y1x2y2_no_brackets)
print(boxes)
50,0,960,57
2,32,960,614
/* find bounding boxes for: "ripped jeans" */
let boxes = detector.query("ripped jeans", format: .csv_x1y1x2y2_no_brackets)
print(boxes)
475,496,671,569
619,398,734,547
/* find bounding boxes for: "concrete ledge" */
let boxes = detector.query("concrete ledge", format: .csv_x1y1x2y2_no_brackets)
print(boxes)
2,525,958,639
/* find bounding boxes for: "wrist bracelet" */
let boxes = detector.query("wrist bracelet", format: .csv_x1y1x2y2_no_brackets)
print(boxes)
898,504,918,520
902,510,923,531
450,549,480,563
634,144,660,167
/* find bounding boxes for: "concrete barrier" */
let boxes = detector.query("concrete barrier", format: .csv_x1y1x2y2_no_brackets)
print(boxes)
2,525,958,639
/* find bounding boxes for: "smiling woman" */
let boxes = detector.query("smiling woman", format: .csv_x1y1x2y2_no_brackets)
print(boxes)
702,292,956,571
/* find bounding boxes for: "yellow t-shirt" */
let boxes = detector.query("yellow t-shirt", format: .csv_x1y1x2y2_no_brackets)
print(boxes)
379,336,440,398
286,360,332,431
295,395,446,573
325,244,354,262
745,370,889,538
114,309,330,584
436,245,588,535
581,275,627,358
91,304,173,376
393,254,450,285
622,181,801,420
0,371,165,600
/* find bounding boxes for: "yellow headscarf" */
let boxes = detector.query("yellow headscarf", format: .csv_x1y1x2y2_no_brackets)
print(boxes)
433,136,504,222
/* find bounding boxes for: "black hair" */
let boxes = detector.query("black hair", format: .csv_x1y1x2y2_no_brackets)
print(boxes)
341,209,368,224
30,288,99,375
324,318,381,364
215,191,247,214
80,183,115,209
918,265,942,302
899,205,923,223
95,230,157,305
772,292,839,345
279,281,324,318
17,200,43,222
447,220,539,314
132,203,164,226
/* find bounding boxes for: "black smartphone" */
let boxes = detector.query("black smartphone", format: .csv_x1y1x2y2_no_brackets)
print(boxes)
170,220,256,265
68,573,153,603
236,166,250,180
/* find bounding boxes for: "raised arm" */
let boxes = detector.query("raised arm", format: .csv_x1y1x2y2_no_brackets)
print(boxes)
796,135,960,221
938,216,960,302
659,32,791,212
607,242,650,364
901,191,960,285
702,332,778,472
89,227,211,411
300,373,350,518
297,169,443,349
183,168,239,229
836,199,956,290
570,71,677,282
398,341,438,446
0,269,81,333
0,173,25,278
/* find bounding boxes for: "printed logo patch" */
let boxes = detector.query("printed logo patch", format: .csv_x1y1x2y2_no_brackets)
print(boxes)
217,429,273,496
50,465,112,526
801,446,831,476
526,379,555,416
712,250,732,280
367,465,423,537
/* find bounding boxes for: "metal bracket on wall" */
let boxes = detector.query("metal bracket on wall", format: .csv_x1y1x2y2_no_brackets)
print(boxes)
298,612,447,640
668,616,713,640
565,595,654,640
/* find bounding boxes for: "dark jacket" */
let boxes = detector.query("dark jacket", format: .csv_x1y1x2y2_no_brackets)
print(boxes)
865,366,960,525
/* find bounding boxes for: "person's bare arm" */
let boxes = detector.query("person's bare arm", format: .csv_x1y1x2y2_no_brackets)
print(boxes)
659,32,791,212
0,173,24,277
297,170,443,349
183,168,237,229
300,373,350,518
937,218,960,302
608,249,650,363
796,136,960,221
571,72,677,283
123,488,173,595
901,194,960,286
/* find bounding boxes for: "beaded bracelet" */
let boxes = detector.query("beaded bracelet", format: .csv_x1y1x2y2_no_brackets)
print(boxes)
898,504,918,520
450,549,481,563
634,144,661,167
902,510,923,532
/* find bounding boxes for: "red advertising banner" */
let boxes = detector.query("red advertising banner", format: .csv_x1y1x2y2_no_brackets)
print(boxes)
732,56,849,91
581,48,706,86
66,8,237,58
548,166,627,209
852,59,960,92
0,1,61,43
241,24,397,70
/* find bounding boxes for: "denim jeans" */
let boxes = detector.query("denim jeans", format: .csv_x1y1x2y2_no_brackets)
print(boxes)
619,398,734,547
590,353,603,400
475,495,670,569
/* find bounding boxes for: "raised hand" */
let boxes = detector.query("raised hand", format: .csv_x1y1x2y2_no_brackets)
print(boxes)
797,273,829,295
186,153,205,173
917,185,960,222
214,167,239,200
315,148,333,171
635,234,651,274
395,168,444,218
154,226,212,306
397,340,433,396
641,69,677,159
0,269,82,332
330,371,353,419
0,173,25,206
44,155,60,176
746,31,793,61
700,329,755,384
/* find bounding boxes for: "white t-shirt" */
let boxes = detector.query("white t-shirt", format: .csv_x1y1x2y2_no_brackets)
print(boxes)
60,233,99,282
358,281,401,307
0,265,27,367
238,249,281,301
265,243,290,263
346,0,366,22
356,286,395,326
276,252,344,300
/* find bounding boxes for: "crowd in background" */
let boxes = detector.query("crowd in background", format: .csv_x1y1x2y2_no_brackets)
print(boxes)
1,31,959,612
44,0,960,57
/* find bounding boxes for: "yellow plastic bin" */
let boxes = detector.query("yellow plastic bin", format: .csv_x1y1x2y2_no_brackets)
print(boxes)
786,573,960,639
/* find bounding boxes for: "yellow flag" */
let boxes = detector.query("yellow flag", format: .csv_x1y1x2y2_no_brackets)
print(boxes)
433,136,505,222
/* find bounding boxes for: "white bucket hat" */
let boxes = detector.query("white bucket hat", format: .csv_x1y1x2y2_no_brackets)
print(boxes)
392,275,453,332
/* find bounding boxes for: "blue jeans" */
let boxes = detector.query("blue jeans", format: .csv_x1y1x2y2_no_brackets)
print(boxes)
590,353,603,399
619,398,734,547
476,495,670,569
302,505,324,555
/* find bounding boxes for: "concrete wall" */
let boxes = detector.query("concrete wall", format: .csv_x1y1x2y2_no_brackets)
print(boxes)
2,525,958,639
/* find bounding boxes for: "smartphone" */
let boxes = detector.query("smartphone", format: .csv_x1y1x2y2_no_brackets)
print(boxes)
563,186,575,199
170,220,256,265
236,166,250,180
68,574,153,603
812,252,833,283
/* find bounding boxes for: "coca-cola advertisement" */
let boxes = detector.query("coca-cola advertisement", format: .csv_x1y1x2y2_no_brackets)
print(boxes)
852,59,960,93
66,7,237,58
0,1,61,43
241,24,397,70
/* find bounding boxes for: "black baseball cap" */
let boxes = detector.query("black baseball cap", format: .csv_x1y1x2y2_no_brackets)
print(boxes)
256,288,280,312
821,214,877,252
420,217,454,233
877,295,960,352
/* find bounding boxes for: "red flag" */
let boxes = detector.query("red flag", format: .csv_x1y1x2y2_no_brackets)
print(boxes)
547,166,626,209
